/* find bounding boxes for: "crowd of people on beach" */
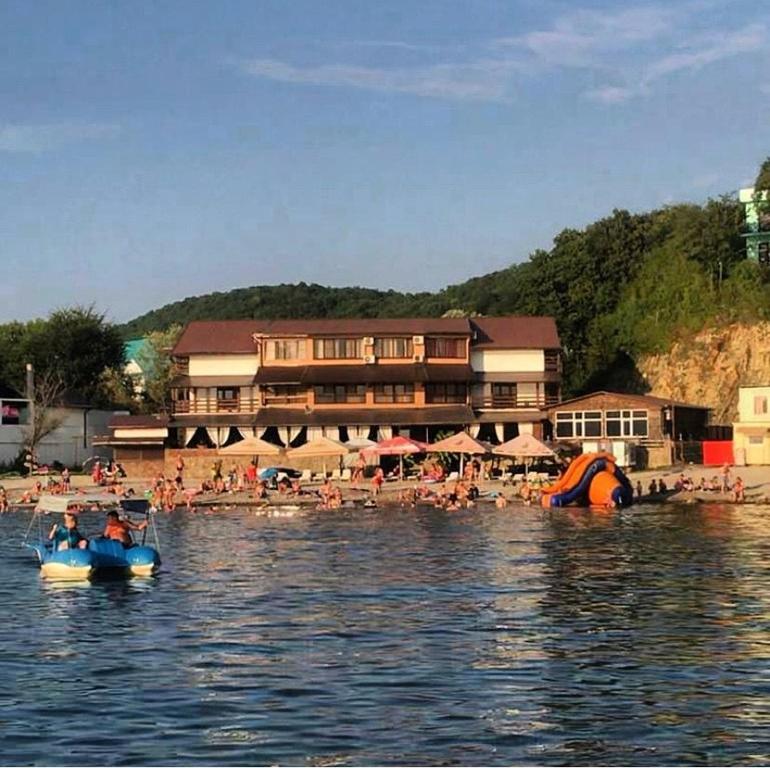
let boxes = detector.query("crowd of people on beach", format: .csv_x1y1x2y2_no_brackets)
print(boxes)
0,450,754,513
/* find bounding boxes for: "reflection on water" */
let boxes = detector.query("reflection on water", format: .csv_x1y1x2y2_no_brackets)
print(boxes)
2,504,770,764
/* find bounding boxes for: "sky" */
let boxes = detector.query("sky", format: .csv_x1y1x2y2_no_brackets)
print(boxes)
1,0,769,323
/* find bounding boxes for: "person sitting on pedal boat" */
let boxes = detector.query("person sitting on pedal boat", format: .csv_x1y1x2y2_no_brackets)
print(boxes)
49,511,88,551
103,509,147,547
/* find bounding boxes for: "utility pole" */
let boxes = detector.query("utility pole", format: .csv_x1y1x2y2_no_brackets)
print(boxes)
25,363,35,473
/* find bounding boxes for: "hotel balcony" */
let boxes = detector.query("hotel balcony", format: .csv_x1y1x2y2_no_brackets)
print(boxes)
471,395,559,410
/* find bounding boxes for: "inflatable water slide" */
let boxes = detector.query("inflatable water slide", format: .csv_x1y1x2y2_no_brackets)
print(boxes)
540,451,634,509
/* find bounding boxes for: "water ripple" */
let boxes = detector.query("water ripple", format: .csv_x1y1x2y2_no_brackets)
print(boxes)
2,503,770,764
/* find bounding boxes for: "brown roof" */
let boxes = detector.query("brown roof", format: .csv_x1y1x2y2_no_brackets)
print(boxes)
255,364,474,385
474,409,545,423
173,316,560,356
471,317,561,349
256,318,471,336
548,391,710,412
171,375,256,388
108,414,170,429
172,320,265,356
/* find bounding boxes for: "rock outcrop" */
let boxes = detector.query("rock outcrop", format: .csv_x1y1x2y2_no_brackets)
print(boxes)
638,323,770,424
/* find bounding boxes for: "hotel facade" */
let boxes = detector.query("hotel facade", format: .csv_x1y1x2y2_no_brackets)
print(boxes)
168,315,560,444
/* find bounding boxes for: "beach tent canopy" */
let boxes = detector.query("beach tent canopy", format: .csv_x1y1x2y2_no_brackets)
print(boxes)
286,436,349,459
428,431,489,455
218,436,282,456
492,433,555,459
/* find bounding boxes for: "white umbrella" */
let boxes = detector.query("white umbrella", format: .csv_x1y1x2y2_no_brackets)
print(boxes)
493,433,555,478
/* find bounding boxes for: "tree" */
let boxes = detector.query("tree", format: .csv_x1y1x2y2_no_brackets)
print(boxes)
31,306,125,403
136,325,183,413
22,369,65,469
755,157,770,191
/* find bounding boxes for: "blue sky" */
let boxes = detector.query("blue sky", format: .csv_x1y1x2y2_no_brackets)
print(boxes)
1,0,768,323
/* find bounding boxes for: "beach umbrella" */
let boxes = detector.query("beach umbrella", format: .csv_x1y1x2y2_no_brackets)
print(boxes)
219,435,282,456
493,433,555,478
286,436,350,475
361,435,428,478
428,431,489,476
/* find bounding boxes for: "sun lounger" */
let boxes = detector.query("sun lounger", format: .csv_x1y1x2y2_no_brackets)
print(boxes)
446,471,459,482
340,468,351,482
331,469,341,481
299,469,312,483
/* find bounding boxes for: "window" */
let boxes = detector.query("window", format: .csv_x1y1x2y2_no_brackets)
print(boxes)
425,383,467,404
544,350,560,372
749,436,764,445
217,387,239,412
754,395,768,415
374,337,413,359
492,383,517,406
313,338,362,359
374,383,415,404
0,400,27,425
263,385,306,405
314,385,366,404
425,337,465,358
605,410,648,438
555,411,602,438
266,339,306,361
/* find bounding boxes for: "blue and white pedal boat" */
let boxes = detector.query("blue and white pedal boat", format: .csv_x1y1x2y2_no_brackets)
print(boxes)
25,494,161,580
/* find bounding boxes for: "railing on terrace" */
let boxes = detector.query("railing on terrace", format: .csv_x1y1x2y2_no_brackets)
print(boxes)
261,394,309,406
472,396,559,409
173,398,259,415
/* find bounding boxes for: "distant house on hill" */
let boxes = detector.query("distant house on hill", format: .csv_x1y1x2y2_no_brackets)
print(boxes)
124,338,154,396
0,382,117,468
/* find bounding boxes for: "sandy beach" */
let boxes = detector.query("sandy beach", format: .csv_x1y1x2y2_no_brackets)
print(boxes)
3,463,770,508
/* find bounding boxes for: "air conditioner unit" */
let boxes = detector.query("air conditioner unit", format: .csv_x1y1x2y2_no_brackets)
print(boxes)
412,335,424,345
363,354,376,364
413,353,424,363
363,336,374,345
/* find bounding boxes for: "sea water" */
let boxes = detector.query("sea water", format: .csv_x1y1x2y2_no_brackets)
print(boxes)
1,503,770,765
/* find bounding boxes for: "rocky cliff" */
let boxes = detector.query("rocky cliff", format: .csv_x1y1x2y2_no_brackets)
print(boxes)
638,323,770,424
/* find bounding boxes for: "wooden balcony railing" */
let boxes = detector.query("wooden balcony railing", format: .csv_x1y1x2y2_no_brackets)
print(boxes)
261,394,309,406
472,396,559,409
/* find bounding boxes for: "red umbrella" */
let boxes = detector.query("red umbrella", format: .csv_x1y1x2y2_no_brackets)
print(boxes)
362,436,428,478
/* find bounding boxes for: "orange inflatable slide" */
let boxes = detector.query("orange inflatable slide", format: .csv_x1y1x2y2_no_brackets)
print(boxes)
540,451,634,508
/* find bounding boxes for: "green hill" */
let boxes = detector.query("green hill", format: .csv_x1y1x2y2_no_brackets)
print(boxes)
121,187,770,396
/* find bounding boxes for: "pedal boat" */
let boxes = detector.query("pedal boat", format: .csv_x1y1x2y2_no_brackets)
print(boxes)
26,494,161,580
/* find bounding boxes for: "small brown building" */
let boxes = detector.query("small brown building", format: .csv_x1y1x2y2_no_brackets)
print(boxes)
547,391,710,468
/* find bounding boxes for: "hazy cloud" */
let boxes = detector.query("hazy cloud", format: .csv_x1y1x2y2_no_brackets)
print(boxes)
583,85,635,104
238,58,517,102
643,23,765,84
0,122,120,153
236,5,766,106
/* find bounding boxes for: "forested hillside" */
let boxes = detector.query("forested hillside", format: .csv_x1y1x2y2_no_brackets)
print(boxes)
122,185,770,397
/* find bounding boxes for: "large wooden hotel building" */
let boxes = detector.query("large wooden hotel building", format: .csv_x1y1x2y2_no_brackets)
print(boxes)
106,315,561,472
